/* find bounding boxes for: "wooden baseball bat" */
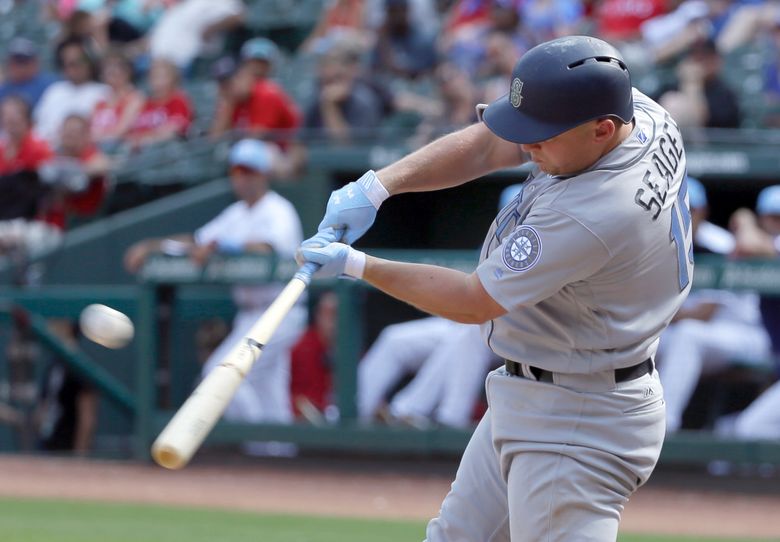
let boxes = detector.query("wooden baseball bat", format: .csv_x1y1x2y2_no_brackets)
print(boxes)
151,262,318,470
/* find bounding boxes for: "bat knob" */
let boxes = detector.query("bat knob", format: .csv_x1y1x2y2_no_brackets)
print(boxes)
294,261,320,284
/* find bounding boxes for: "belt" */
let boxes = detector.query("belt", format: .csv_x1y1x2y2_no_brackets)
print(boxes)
504,358,653,384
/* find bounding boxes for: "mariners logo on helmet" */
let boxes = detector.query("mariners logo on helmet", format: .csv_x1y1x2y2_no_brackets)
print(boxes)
502,226,541,272
510,78,524,108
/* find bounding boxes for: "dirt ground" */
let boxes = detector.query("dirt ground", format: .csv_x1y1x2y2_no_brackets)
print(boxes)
0,454,778,540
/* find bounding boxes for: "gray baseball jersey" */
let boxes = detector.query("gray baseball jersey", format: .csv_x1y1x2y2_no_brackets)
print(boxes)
477,89,693,373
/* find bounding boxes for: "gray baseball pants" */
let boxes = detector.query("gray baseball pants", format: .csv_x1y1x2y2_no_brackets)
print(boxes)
425,366,665,542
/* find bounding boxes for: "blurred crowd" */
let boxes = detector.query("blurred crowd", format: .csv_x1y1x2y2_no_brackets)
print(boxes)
1,0,780,254
0,0,780,456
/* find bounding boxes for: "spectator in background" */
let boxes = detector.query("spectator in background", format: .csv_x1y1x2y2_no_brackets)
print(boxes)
658,37,741,129
479,30,525,103
304,37,387,142
689,175,736,254
0,38,58,109
731,185,780,360
440,0,530,78
148,0,245,70
123,140,306,451
209,53,302,148
54,9,103,51
299,0,374,54
84,0,167,54
366,0,440,33
290,290,338,423
761,14,780,127
34,38,109,145
594,0,667,45
0,97,61,257
127,58,192,148
372,0,438,80
91,50,145,148
399,62,478,145
0,96,53,177
520,0,583,44
640,0,764,64
240,37,279,80
39,114,112,230
657,177,771,433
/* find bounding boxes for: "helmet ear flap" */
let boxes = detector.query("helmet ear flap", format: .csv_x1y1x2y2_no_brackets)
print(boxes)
476,104,488,122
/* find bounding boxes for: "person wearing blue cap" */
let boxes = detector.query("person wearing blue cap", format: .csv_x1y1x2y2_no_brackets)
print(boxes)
0,37,57,109
240,37,279,80
686,176,735,254
209,39,301,152
124,140,305,452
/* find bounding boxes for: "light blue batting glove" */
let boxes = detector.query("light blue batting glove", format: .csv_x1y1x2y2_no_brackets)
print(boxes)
298,242,366,279
318,170,389,244
296,227,340,265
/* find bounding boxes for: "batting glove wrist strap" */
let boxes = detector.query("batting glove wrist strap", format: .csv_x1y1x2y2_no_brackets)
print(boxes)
344,247,366,279
357,170,390,209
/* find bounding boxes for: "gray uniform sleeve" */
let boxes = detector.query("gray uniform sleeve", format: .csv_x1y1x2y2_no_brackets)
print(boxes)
477,209,611,310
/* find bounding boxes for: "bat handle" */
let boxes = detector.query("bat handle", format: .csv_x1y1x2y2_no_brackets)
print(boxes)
294,261,320,284
294,227,346,284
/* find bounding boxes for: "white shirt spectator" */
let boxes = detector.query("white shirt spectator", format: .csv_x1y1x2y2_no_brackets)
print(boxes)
34,81,109,144
195,190,303,309
148,0,244,69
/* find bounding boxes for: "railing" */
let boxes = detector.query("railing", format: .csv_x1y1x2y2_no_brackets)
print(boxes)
3,252,779,464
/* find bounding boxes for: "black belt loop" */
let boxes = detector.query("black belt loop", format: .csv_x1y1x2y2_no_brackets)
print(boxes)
504,358,652,384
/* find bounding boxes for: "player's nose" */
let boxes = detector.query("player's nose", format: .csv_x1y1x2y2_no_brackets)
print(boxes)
520,143,541,153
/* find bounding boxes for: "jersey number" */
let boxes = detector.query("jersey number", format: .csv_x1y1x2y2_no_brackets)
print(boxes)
670,176,693,291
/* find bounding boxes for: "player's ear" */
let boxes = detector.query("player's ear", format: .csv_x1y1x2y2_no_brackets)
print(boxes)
593,117,617,142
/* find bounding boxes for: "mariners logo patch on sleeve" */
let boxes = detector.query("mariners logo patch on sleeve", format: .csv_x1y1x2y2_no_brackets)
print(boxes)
502,226,542,272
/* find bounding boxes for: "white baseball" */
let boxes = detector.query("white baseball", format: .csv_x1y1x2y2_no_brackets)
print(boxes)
79,304,135,349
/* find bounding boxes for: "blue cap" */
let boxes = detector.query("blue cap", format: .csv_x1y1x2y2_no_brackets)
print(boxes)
757,185,780,215
229,139,273,173
686,176,707,209
240,38,278,63
499,183,524,209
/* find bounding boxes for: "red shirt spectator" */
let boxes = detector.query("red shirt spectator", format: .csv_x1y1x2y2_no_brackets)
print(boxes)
129,59,193,147
131,91,192,138
39,114,111,229
290,328,333,415
231,79,301,135
90,50,144,144
290,291,337,418
0,132,53,174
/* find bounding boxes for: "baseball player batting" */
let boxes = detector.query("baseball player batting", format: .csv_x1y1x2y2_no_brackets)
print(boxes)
299,35,692,541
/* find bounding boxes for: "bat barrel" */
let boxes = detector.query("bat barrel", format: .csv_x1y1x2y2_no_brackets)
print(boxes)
150,269,312,469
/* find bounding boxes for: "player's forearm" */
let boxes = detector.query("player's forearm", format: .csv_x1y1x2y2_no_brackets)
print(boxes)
377,122,524,196
362,256,504,324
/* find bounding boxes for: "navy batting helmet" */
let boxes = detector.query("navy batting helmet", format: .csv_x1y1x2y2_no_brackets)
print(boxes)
482,35,633,144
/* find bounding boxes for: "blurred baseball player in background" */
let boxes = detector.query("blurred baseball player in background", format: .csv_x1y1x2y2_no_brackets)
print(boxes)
298,35,692,541
125,139,305,443
656,177,771,433
358,185,522,429
716,184,780,440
